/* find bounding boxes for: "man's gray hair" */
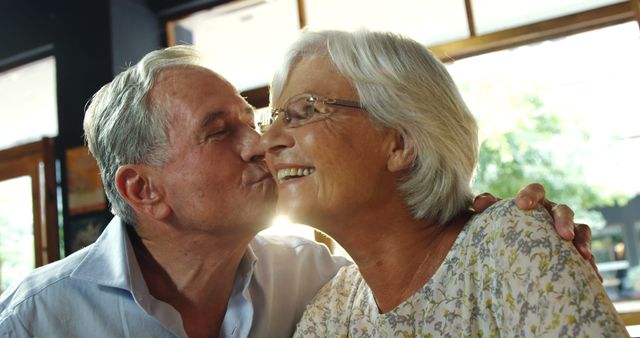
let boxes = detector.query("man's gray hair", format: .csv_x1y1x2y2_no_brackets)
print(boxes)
83,45,201,225
271,30,478,223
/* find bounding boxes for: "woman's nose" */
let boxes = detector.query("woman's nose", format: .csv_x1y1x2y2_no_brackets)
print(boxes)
259,119,294,156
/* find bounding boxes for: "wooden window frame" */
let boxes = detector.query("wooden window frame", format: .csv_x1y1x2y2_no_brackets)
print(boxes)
0,138,60,267
431,1,639,61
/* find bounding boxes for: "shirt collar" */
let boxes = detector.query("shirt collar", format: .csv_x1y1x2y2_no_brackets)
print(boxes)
70,215,137,291
244,239,259,276
71,216,260,290
219,238,259,338
70,216,188,337
70,216,261,338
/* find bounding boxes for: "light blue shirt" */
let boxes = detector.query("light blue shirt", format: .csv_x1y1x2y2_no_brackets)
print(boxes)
0,217,350,337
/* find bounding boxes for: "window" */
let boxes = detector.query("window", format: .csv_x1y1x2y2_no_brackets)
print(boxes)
172,0,300,91
304,0,469,46
0,176,34,293
0,139,59,294
471,0,625,34
446,22,640,304
0,56,57,151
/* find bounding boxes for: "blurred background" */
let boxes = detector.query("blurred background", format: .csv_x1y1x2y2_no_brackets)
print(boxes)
1,0,639,329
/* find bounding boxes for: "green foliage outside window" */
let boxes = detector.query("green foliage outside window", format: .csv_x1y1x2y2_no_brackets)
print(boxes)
470,89,629,229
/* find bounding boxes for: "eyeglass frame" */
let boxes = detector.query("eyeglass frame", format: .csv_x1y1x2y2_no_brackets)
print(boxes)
259,93,365,133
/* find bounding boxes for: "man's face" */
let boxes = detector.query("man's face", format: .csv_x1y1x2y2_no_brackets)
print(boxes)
149,66,276,236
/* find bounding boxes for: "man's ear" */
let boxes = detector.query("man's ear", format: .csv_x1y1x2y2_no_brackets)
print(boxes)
115,164,171,220
387,130,415,173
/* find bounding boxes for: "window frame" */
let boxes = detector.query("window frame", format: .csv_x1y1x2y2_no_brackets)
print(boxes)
0,138,60,268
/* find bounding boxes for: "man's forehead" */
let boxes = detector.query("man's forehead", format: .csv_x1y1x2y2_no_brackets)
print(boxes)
150,66,242,108
151,69,251,123
155,66,228,90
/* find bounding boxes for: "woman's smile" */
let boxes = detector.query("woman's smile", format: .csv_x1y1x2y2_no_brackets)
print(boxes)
275,166,316,183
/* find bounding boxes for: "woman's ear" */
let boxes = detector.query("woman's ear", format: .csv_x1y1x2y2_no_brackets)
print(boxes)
387,131,415,173
115,165,171,221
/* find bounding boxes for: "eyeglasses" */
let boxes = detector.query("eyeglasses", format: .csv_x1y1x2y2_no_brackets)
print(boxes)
259,93,364,133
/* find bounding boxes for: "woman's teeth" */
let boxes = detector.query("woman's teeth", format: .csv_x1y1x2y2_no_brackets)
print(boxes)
276,167,316,182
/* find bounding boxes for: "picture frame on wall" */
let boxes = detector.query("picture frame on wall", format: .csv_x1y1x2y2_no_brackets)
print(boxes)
66,146,106,215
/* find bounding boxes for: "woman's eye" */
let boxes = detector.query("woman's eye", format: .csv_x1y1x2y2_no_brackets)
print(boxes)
291,106,315,121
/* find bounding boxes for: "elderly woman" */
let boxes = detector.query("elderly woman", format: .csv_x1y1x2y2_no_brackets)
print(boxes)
261,30,627,336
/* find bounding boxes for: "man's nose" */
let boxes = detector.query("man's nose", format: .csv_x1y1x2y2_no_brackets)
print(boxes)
240,127,266,163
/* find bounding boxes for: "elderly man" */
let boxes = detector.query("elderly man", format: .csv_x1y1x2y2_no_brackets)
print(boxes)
0,46,591,337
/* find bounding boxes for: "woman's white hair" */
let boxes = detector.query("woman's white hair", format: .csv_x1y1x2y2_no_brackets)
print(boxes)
83,45,201,225
271,30,478,223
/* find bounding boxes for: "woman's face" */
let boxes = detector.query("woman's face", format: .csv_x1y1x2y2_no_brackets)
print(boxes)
261,56,398,227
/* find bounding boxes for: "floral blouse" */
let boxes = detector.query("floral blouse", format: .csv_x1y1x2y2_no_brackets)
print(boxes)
294,200,628,337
